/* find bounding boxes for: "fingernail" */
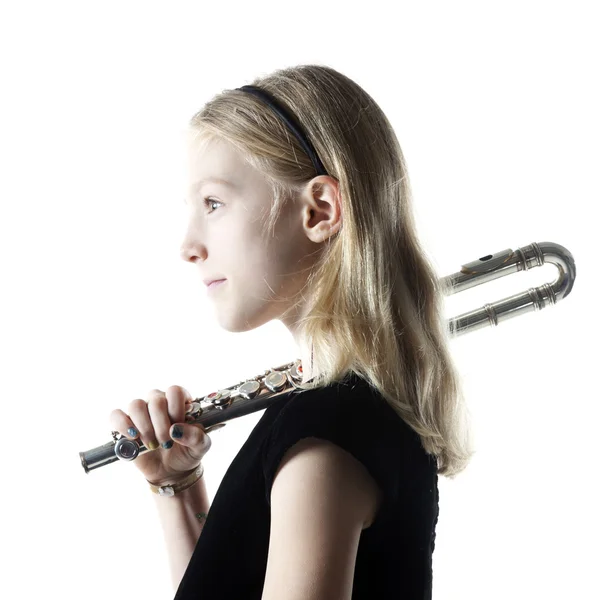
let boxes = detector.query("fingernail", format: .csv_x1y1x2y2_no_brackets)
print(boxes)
172,425,183,439
147,440,159,451
162,440,174,450
128,427,138,437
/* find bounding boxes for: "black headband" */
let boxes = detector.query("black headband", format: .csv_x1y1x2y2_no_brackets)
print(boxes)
235,85,328,177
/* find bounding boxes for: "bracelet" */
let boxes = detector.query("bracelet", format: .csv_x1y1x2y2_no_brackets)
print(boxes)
147,464,204,497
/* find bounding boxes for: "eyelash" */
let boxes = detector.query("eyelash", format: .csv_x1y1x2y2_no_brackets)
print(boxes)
203,197,223,214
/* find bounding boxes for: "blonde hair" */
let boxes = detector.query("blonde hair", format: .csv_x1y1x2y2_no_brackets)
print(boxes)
188,64,475,478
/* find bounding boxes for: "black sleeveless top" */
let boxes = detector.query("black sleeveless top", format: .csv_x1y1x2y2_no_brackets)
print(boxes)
174,372,439,599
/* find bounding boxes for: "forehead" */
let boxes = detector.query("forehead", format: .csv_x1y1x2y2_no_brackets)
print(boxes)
187,134,247,184
187,132,242,164
185,131,276,201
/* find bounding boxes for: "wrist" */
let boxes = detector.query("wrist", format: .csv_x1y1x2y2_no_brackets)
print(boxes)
147,464,204,497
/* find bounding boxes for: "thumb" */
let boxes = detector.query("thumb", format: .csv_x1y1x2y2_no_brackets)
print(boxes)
170,423,210,449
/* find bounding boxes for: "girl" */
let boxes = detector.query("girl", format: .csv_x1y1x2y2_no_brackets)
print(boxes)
109,64,474,599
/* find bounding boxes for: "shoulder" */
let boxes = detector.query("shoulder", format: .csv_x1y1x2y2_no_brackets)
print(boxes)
262,373,406,513
271,436,384,529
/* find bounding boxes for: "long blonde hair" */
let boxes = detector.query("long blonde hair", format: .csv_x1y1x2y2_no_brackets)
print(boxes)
188,64,475,478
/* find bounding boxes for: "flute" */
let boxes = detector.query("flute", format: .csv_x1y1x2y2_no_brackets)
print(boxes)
79,240,576,473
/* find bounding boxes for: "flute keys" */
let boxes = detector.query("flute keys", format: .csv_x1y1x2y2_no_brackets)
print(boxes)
264,371,287,392
185,402,204,423
206,389,232,408
186,401,203,415
238,380,261,400
289,360,303,382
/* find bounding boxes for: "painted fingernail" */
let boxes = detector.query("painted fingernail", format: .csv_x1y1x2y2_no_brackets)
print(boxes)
147,440,159,451
162,440,174,450
172,425,183,439
128,427,138,437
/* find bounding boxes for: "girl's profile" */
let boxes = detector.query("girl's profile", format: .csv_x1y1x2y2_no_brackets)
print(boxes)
111,63,474,599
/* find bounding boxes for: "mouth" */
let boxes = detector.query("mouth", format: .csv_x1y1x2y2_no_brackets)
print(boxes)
206,279,227,290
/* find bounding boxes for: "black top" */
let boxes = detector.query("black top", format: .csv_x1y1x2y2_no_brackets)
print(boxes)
174,372,439,599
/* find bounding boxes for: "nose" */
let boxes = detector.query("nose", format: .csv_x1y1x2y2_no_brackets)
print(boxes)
179,214,209,263
179,241,207,263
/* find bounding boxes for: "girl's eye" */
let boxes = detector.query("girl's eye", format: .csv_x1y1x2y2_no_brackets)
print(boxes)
204,197,223,214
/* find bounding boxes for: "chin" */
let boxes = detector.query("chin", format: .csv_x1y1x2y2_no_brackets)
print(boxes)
218,320,256,334
215,305,275,333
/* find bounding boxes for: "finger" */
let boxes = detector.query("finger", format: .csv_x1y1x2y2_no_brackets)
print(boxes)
109,408,141,439
168,422,211,454
146,390,176,449
126,398,159,450
165,385,192,426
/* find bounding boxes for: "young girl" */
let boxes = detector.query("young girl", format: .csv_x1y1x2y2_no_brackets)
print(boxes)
109,64,474,599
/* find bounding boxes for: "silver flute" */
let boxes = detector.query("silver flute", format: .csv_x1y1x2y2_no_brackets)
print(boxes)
79,240,576,473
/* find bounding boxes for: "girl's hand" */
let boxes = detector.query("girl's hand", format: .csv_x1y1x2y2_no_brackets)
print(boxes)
108,385,212,485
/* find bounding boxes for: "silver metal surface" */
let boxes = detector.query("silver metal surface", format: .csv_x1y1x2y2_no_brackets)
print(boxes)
79,240,576,473
441,241,575,335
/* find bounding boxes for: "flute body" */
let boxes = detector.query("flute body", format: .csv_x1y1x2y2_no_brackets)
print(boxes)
80,361,304,473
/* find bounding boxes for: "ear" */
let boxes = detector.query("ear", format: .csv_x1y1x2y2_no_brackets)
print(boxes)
300,175,343,243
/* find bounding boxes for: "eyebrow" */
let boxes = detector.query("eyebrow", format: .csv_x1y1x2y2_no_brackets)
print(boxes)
184,177,237,205
190,177,237,191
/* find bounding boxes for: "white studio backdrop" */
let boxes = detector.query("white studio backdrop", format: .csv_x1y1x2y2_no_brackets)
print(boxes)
1,1,597,598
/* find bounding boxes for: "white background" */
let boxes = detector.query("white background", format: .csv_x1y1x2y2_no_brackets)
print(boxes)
1,1,597,598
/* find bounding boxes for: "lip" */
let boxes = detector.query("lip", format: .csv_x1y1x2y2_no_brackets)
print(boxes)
203,278,227,287
206,279,227,290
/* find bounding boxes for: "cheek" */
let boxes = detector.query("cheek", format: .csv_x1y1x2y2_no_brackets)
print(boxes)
213,277,281,333
226,210,306,296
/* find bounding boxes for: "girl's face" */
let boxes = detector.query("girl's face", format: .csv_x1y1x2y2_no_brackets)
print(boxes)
181,135,323,334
